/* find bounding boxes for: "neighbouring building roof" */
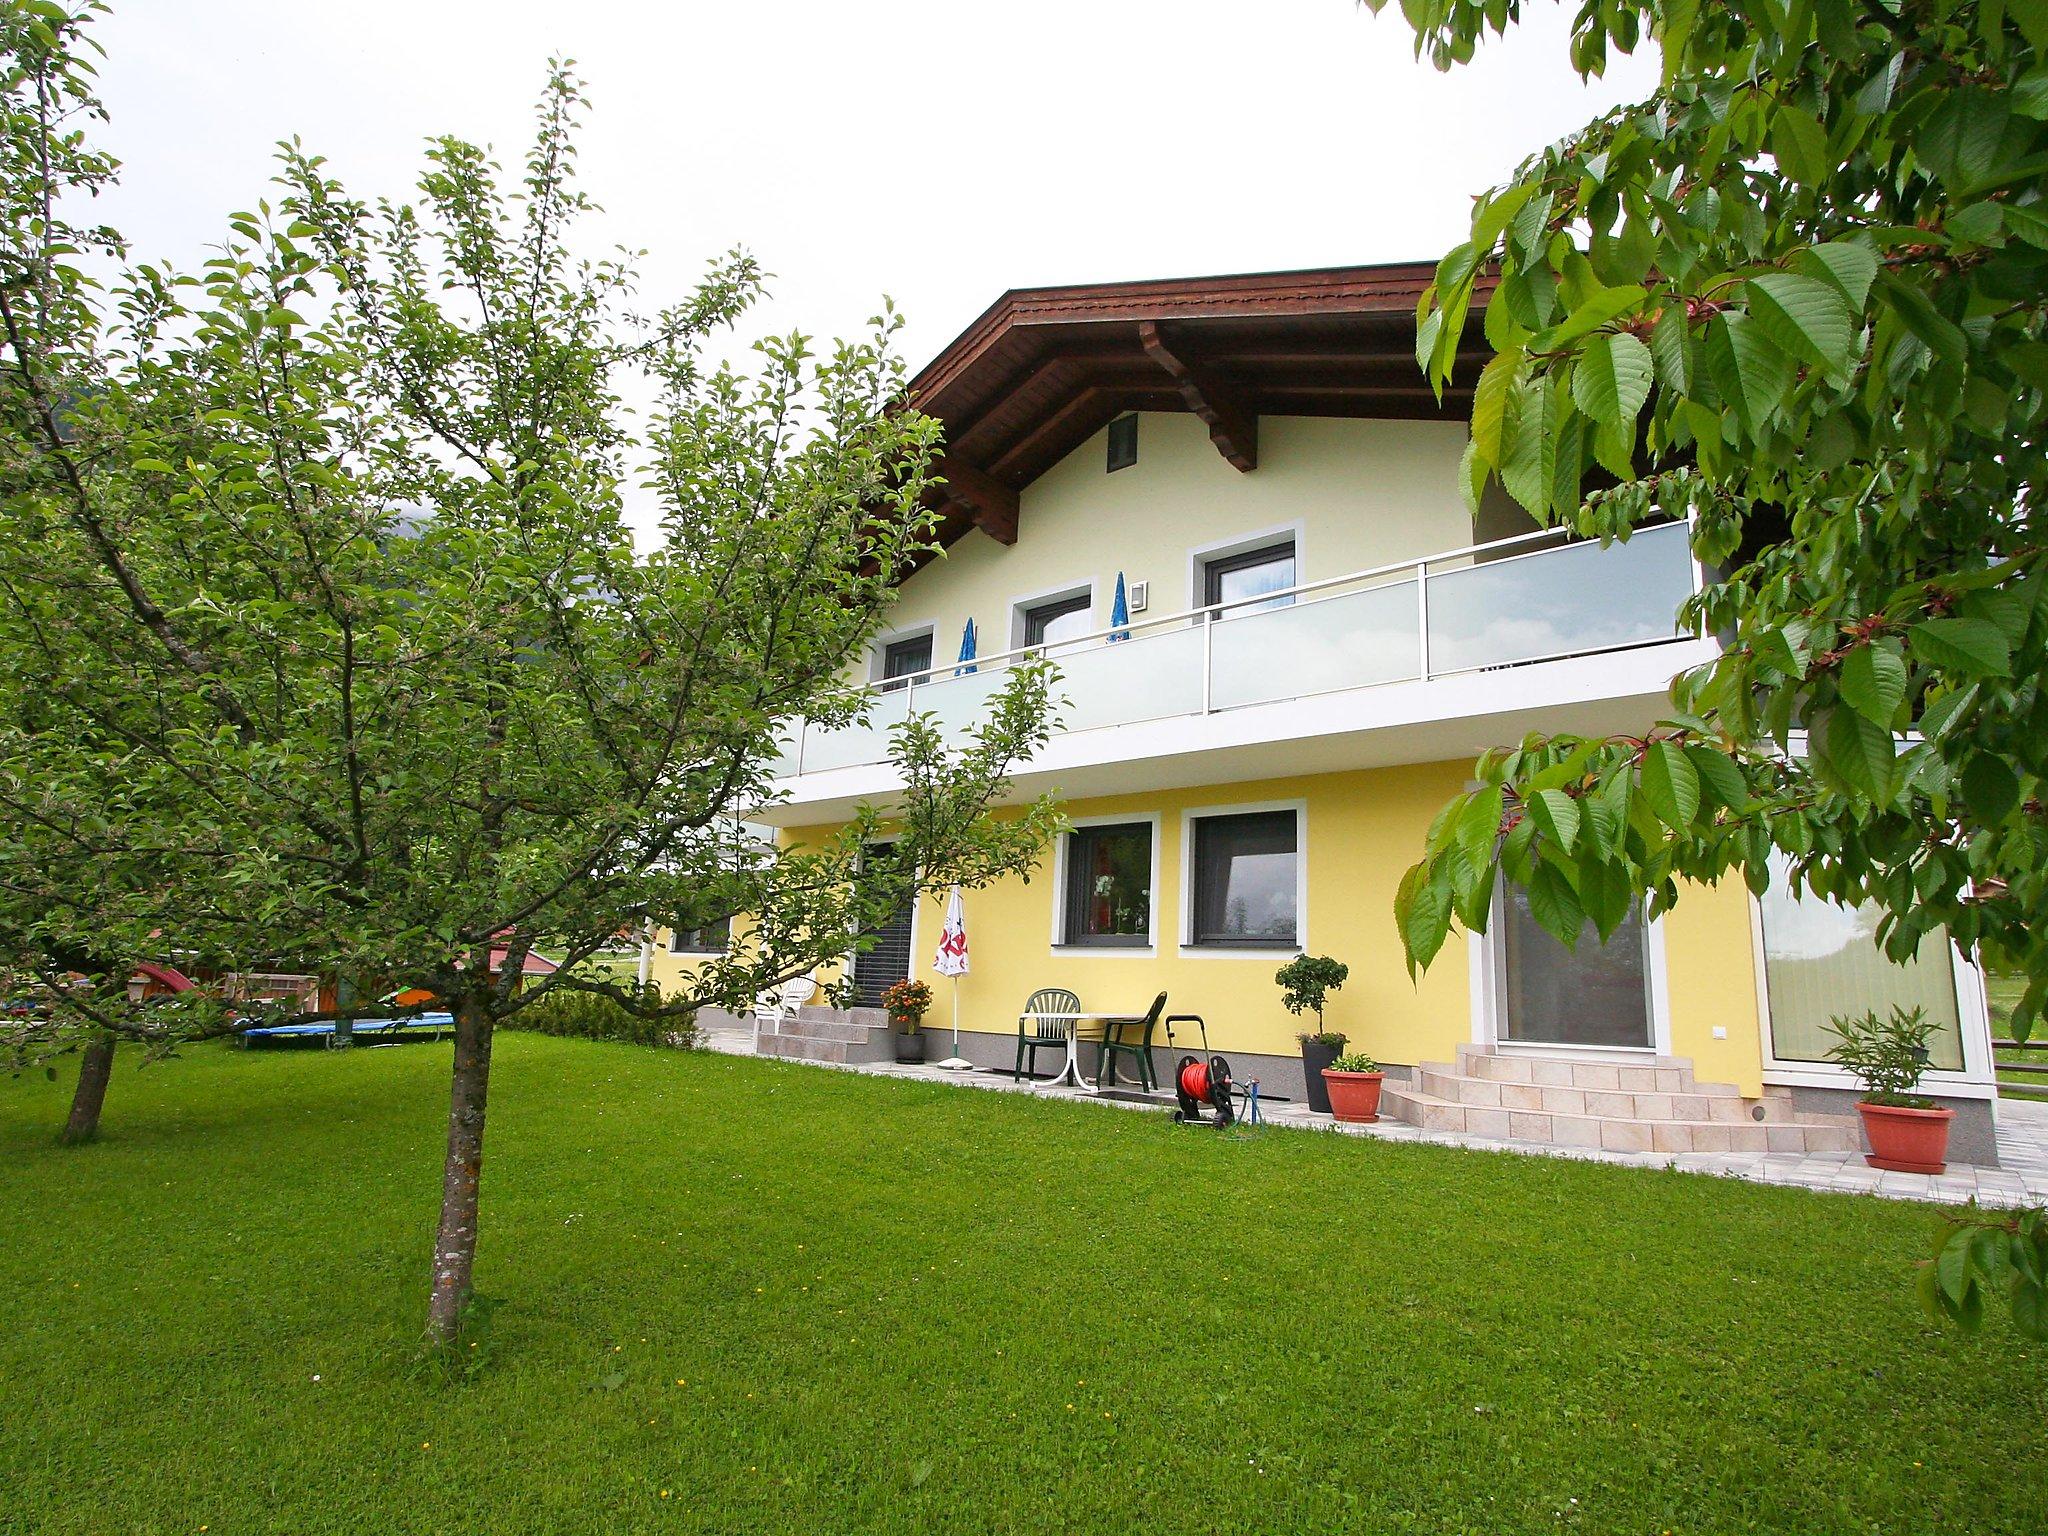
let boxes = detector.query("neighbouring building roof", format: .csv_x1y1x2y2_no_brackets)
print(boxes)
905,261,1491,555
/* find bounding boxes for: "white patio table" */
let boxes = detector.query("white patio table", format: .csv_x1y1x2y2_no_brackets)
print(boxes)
1017,1011,1132,1091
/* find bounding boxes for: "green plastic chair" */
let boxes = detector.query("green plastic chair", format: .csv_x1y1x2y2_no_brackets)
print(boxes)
1097,991,1167,1092
1015,988,1082,1081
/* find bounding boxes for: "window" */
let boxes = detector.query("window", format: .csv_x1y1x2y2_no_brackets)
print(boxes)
1190,810,1298,946
1106,414,1138,472
668,918,730,955
1203,539,1296,618
1757,877,1963,1069
1022,592,1092,650
1060,822,1152,947
878,633,932,692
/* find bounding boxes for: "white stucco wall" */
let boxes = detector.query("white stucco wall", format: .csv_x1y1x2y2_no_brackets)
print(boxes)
870,412,1482,674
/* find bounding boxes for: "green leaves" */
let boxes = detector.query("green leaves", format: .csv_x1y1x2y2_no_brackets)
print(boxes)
1704,312,1795,434
1390,0,2048,1147
1571,331,1654,428
1771,104,1832,189
1911,617,2012,678
1747,272,1858,380
1923,1210,2048,1340
1528,787,1580,853
1815,704,1899,803
1839,641,1907,726
1639,740,1701,831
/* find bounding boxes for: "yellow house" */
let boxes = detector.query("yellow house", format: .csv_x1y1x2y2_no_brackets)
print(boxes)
647,264,2003,1162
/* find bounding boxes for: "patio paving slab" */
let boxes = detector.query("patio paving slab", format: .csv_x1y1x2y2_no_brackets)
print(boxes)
710,1035,2048,1209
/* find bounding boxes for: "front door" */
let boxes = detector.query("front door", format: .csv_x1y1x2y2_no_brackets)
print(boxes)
850,843,915,1008
1498,885,1655,1050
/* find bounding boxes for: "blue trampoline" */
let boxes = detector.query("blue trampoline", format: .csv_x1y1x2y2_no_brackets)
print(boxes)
240,1012,455,1048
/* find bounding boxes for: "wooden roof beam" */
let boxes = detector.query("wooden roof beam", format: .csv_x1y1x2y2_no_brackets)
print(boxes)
1138,320,1258,472
933,454,1018,545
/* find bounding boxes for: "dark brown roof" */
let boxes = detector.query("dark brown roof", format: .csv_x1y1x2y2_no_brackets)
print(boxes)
906,262,1489,552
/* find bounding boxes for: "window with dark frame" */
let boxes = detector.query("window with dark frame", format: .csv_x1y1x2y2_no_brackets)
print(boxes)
1022,591,1093,650
1189,810,1299,946
1202,539,1297,618
668,917,730,954
1106,413,1138,472
878,633,932,692
1060,822,1152,947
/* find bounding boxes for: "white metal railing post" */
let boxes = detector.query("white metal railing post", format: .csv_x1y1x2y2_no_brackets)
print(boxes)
1416,558,1431,682
1201,610,1214,713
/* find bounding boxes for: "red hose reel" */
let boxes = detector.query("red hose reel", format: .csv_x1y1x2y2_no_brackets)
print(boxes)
1173,1053,1237,1128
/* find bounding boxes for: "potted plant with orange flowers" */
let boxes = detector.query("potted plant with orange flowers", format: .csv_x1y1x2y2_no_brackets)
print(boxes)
881,979,933,1065
1826,1005,1955,1174
1321,1049,1386,1124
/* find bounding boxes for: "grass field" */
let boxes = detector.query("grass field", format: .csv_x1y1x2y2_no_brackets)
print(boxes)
1987,971,2048,1098
2,1036,2044,1534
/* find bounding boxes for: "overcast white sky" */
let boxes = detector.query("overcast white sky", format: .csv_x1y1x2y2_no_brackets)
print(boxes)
87,1,1655,538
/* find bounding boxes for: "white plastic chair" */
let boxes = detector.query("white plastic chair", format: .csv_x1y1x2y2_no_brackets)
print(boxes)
779,975,818,1015
751,990,786,1049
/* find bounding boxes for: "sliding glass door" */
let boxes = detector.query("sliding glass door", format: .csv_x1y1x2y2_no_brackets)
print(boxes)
1499,885,1656,1049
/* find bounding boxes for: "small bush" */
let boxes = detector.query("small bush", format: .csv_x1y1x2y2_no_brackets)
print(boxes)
1826,1005,1937,1107
1329,1050,1381,1074
505,984,695,1050
1275,954,1349,1031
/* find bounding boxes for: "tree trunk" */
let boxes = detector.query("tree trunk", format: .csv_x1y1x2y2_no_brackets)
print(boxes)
58,1034,115,1146
424,991,495,1348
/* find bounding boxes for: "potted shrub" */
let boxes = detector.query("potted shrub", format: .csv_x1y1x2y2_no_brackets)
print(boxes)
1826,1005,1955,1174
1321,1050,1385,1124
1276,954,1350,1114
881,979,933,1065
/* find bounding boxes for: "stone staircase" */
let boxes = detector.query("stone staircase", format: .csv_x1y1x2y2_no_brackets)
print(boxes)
752,1005,898,1066
1380,1045,1861,1155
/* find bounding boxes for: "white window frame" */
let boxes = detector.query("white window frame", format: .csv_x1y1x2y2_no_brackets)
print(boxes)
1049,811,1162,957
1186,521,1306,614
1744,728,1998,1097
1177,798,1307,957
1746,870,1997,1098
1006,578,1096,653
1470,880,1674,1057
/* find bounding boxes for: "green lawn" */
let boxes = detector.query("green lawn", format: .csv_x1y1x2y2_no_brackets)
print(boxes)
2,1038,2043,1534
1987,970,2048,1097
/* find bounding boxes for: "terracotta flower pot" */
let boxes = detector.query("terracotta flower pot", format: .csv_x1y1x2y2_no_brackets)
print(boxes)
1855,1100,1955,1174
1321,1068,1385,1124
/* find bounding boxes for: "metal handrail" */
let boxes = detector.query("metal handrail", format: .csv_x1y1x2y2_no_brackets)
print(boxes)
881,520,1674,690
785,518,1699,775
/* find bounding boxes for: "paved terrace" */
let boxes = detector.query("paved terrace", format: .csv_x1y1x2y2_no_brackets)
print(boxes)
697,1020,2048,1209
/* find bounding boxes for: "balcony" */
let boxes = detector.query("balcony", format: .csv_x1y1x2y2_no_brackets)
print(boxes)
766,521,1712,820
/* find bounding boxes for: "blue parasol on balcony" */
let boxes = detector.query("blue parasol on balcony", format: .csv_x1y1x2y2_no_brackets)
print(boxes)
1108,572,1130,642
954,616,978,675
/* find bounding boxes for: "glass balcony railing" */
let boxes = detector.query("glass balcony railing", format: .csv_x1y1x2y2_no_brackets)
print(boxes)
773,520,1698,779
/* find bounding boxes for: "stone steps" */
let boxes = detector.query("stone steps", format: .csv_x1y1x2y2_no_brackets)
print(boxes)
1380,1084,1861,1155
1381,1047,1863,1156
758,1031,857,1064
1412,1067,1812,1125
755,1006,896,1065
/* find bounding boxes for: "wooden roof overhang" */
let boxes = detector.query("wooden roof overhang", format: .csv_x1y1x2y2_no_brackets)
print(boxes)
904,262,1492,554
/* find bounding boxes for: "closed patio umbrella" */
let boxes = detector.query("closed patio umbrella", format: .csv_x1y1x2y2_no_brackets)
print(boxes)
932,885,972,1071
1108,573,1130,642
955,616,978,675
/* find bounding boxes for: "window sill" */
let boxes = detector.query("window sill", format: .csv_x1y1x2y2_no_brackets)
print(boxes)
1051,943,1157,958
